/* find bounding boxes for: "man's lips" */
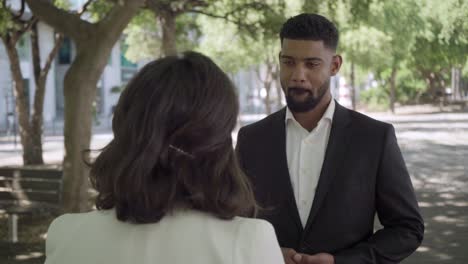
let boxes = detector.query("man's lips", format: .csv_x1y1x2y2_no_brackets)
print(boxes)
288,87,312,95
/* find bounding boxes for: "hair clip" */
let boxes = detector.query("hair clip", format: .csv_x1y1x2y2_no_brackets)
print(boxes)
169,144,195,159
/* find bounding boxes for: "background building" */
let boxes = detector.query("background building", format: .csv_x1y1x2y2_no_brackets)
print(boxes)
0,21,138,134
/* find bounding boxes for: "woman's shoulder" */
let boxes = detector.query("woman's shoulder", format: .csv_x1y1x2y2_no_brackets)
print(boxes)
48,212,81,231
47,210,111,234
231,217,283,264
231,216,277,241
233,216,275,230
165,210,275,235
45,211,98,256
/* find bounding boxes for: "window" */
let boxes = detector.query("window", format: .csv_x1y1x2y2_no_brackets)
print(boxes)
17,35,30,61
120,41,137,68
58,37,72,64
23,78,30,114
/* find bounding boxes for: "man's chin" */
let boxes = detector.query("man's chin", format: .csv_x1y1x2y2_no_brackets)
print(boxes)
286,99,319,112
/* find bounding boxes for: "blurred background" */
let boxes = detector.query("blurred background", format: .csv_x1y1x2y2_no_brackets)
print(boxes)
0,0,467,263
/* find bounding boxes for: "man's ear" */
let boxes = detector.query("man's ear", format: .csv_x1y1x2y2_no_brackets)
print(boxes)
331,55,343,76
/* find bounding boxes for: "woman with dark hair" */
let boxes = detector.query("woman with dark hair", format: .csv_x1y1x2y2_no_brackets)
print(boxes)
44,51,284,264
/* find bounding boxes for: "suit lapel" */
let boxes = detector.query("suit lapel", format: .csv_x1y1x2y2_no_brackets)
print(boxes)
269,108,303,232
303,102,352,234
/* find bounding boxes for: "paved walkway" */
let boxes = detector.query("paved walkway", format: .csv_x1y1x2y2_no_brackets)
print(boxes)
377,112,468,264
1,105,467,263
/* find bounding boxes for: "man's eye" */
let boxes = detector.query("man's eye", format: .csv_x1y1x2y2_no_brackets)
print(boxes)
306,62,320,68
282,60,294,65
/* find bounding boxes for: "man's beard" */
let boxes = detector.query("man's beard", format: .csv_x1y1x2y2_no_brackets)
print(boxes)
285,79,330,112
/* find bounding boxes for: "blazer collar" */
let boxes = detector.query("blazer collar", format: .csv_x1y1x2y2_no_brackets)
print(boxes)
303,101,352,234
268,108,303,232
266,102,353,235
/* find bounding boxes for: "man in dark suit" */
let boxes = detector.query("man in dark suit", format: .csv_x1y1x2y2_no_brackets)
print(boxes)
236,13,424,264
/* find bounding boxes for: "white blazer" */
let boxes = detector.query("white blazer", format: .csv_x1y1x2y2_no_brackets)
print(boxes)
44,209,284,264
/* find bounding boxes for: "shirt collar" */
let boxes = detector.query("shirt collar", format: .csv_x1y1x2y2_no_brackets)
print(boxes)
285,99,335,125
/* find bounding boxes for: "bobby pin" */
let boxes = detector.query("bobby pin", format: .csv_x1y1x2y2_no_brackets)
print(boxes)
169,144,195,159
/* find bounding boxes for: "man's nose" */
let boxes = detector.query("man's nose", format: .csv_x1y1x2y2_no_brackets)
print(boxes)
291,66,306,83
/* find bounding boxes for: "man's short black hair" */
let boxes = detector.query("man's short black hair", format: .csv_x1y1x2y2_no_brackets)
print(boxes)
279,13,339,51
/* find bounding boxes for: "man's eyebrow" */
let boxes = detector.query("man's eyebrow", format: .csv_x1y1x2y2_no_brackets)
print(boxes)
279,55,294,59
304,57,323,62
279,55,323,62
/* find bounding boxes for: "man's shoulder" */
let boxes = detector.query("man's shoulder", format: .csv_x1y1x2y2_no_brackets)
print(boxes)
239,108,285,134
345,107,393,131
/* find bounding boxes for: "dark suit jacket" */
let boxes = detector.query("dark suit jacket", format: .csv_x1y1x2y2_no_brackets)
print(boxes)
236,102,424,264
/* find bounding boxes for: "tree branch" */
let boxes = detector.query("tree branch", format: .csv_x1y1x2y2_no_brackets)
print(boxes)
96,0,145,41
11,0,25,20
77,0,94,16
31,20,41,84
17,16,38,36
255,66,264,82
25,0,93,41
224,2,269,18
3,0,27,24
41,32,64,79
187,9,257,36
181,0,208,12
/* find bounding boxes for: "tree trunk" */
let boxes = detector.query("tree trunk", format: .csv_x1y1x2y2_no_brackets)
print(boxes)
29,22,45,164
256,63,274,114
264,80,272,114
159,10,177,56
422,71,440,102
350,61,356,110
62,9,143,213
26,0,145,213
62,65,97,212
451,67,461,101
389,66,397,113
61,41,112,212
272,65,283,109
2,35,38,164
30,23,64,165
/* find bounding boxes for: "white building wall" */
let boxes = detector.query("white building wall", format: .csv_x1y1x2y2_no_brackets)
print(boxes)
0,42,9,131
0,22,58,131
101,42,122,117
38,22,57,124
0,22,142,134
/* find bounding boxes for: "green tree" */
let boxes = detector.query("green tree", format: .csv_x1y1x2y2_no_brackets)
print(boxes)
338,0,424,112
124,0,288,59
409,0,468,101
0,0,64,164
340,25,392,108
310,0,468,111
302,0,375,110
124,9,201,61
197,0,288,114
124,0,289,113
25,0,145,212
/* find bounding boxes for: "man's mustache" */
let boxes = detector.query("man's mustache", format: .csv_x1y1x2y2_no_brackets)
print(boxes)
288,87,312,95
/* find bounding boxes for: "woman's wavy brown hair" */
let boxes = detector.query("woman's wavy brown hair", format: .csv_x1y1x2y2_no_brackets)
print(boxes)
89,51,257,223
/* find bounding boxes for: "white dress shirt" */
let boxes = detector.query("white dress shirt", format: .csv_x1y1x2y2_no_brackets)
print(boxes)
285,99,335,227
44,209,284,264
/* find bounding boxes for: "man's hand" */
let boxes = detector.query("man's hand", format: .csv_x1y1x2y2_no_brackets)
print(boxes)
281,247,301,264
294,252,335,264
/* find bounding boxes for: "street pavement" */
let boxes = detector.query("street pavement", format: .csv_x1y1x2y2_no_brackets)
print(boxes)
376,111,468,264
1,106,467,263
